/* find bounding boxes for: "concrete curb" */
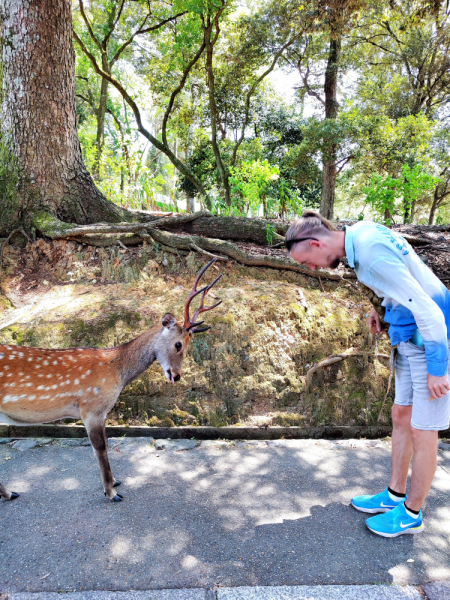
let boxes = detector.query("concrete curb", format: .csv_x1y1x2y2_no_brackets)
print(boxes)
2,585,446,600
0,424,395,440
2,423,449,441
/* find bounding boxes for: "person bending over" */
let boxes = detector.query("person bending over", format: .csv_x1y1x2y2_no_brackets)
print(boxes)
286,211,450,538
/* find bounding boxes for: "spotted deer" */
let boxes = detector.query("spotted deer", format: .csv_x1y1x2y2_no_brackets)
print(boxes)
0,259,222,502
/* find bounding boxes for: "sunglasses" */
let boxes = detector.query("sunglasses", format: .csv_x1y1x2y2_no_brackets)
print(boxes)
284,237,319,252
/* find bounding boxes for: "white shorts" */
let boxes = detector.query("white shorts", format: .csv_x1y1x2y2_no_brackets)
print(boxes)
394,340,450,431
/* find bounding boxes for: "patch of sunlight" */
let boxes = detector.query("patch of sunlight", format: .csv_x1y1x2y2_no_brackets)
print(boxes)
426,566,450,579
389,563,413,583
59,477,80,490
167,538,189,556
255,511,306,526
26,465,53,477
7,478,30,492
111,536,132,557
181,555,200,569
179,467,208,481
254,484,276,496
217,508,246,530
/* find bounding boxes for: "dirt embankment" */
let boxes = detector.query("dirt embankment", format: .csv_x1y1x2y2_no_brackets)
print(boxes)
0,238,392,428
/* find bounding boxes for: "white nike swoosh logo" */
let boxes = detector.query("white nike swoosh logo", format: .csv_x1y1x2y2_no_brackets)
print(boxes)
380,502,395,507
400,521,416,528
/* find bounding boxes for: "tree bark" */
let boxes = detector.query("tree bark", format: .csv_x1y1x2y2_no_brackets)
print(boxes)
320,34,342,220
0,0,128,237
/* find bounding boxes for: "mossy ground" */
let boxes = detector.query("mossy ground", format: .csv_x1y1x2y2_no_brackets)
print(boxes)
0,237,393,427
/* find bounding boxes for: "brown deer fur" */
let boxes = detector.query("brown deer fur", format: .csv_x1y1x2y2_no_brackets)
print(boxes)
0,260,221,502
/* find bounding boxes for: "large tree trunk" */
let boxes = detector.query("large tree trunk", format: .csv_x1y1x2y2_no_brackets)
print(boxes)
320,34,341,221
0,0,128,236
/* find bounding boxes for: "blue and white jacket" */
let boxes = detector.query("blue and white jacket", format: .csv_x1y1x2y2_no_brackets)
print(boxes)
345,221,450,376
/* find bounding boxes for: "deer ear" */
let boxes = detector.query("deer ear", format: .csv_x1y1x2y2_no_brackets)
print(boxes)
162,313,177,329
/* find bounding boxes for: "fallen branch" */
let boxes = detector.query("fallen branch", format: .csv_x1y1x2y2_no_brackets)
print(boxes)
305,348,390,393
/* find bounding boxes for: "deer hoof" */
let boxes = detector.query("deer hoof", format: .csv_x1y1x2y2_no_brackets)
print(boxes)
7,492,20,500
111,494,123,502
113,480,121,487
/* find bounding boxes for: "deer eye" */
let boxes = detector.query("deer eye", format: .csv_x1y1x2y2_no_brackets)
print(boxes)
175,342,182,352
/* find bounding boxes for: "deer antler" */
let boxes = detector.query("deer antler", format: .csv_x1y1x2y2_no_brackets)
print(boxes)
184,258,222,332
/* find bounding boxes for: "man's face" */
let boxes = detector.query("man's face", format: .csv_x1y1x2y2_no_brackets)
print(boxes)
289,239,341,271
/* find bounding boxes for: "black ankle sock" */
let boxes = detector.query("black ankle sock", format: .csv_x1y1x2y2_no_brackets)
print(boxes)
404,502,420,516
388,486,406,499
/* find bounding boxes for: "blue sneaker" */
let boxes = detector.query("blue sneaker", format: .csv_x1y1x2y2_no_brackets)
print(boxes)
351,488,405,514
366,502,424,538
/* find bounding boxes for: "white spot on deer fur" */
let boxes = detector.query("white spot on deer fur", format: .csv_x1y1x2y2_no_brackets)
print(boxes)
18,352,24,358
9,355,15,360
43,360,49,366
53,361,58,365
37,385,44,390
3,395,19,403
46,374,52,378
87,387,92,392
102,378,106,383
0,353,4,359
29,395,36,401
38,374,43,378
26,383,32,387
94,387,100,395
27,357,33,361
4,366,9,370
75,379,80,384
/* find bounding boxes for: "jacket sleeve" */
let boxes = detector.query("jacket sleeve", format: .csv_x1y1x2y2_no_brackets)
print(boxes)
368,255,448,377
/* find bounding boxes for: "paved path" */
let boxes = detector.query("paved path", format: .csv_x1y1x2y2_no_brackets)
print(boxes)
1,438,450,596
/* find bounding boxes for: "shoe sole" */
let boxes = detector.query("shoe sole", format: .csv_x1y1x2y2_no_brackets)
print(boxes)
366,523,424,538
351,502,394,514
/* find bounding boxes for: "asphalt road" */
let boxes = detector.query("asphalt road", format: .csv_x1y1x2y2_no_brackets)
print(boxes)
1,438,449,593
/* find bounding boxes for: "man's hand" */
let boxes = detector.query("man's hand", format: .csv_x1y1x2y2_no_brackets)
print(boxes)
428,374,450,400
368,308,382,334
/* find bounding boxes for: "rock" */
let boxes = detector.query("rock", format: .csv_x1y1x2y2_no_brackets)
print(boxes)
200,440,230,448
57,438,87,447
422,582,450,600
0,438,10,444
267,439,314,448
10,439,40,451
439,442,450,451
108,437,153,448
154,439,197,451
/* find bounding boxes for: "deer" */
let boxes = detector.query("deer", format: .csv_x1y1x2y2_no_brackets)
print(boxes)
0,259,222,503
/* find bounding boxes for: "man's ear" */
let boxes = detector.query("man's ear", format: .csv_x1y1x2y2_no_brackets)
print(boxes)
162,313,177,329
310,239,323,249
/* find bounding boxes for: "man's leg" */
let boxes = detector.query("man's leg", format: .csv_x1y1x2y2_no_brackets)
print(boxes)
406,428,438,512
389,404,413,494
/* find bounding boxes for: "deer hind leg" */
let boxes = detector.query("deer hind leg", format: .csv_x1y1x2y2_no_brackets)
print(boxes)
84,417,122,502
0,482,19,501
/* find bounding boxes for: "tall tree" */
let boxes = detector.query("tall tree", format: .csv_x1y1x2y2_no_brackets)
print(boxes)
287,0,363,219
0,0,127,236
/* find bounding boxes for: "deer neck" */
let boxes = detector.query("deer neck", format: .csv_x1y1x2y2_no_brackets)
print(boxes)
116,326,161,388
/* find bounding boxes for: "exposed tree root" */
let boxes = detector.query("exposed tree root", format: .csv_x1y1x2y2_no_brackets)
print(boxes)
0,229,33,272
305,348,391,393
149,228,357,282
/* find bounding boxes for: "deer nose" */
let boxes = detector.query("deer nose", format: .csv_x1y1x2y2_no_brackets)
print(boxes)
174,374,181,382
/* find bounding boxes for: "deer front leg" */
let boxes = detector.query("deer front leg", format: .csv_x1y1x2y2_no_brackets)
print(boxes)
0,482,19,501
84,417,122,502
102,427,121,489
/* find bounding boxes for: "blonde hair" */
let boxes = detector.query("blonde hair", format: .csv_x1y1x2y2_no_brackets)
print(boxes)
286,211,336,244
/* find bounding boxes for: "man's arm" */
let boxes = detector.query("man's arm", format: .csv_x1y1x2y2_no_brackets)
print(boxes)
368,256,449,398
